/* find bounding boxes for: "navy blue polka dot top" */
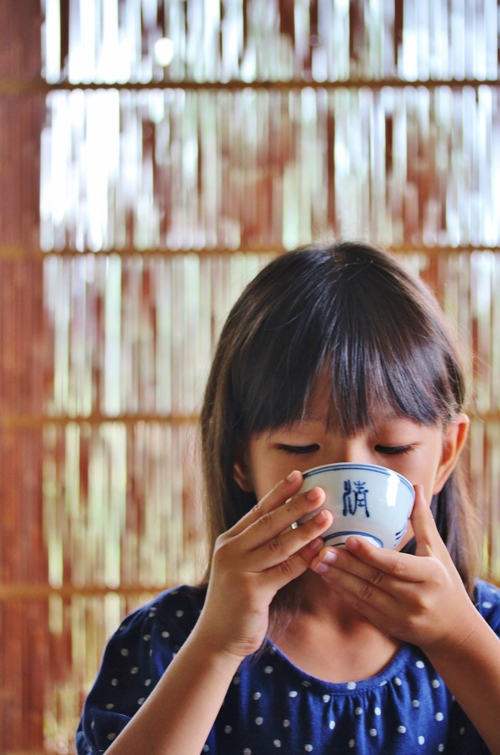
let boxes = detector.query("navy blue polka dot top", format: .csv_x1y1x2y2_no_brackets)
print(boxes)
76,579,500,754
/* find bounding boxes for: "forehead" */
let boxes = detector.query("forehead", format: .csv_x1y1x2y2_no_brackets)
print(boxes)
299,373,400,427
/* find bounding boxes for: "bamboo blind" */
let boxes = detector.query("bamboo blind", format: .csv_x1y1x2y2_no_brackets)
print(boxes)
1,0,499,751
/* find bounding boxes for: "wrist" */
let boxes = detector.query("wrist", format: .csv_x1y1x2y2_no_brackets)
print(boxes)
188,621,248,676
419,598,480,660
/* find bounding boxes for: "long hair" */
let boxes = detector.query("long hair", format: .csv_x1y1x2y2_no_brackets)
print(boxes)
200,241,480,601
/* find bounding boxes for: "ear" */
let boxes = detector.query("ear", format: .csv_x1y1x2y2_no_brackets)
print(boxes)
233,441,254,493
433,412,470,495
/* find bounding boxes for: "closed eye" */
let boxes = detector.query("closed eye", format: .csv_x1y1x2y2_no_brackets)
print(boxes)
375,445,412,456
277,444,320,455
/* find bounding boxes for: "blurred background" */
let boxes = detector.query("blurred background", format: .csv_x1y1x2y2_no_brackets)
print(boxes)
0,0,499,751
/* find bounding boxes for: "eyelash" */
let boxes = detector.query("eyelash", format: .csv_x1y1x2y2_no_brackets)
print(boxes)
277,444,320,455
277,444,413,456
375,445,412,456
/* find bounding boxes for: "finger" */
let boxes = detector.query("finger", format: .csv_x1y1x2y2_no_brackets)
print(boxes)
410,484,438,558
317,559,399,615
315,535,435,585
243,485,327,550
310,544,395,593
297,535,329,565
228,470,304,537
319,576,397,629
262,518,333,591
243,508,334,572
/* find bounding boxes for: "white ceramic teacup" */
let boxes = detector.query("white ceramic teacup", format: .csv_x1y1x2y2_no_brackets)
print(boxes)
297,462,415,549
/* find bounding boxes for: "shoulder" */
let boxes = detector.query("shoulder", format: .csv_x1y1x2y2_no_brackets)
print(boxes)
474,579,500,633
93,584,207,683
76,585,207,750
113,584,206,646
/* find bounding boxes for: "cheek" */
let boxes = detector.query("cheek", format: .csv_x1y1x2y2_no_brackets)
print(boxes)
247,446,298,501
413,470,440,503
398,445,444,502
251,464,288,501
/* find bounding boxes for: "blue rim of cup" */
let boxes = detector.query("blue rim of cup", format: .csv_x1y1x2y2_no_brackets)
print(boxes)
302,462,414,497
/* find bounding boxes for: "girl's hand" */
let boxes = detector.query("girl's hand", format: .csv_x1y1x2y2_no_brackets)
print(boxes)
310,484,478,652
197,471,333,661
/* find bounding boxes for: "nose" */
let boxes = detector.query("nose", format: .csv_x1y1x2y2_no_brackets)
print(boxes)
335,436,373,465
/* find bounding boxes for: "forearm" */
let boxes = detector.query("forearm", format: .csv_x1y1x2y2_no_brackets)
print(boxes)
106,624,242,755
422,606,500,755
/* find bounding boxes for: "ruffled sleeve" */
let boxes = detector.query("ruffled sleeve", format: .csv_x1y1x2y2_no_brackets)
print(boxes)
75,586,204,754
475,579,500,635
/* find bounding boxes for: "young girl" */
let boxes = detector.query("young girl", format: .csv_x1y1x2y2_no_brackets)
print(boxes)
76,242,500,755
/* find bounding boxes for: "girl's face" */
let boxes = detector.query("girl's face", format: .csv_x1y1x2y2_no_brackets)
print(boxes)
234,382,469,545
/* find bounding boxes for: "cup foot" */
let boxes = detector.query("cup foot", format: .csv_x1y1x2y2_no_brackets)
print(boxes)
323,531,383,548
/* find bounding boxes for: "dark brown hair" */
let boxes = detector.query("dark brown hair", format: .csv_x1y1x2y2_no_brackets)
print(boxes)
200,241,480,599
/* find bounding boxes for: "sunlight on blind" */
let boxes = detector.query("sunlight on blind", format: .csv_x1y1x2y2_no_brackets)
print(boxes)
41,0,499,84
39,87,500,251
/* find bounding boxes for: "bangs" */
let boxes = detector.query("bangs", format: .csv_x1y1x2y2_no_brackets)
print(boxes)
231,247,462,438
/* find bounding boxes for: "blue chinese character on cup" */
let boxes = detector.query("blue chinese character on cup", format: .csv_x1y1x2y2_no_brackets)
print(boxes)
342,480,370,517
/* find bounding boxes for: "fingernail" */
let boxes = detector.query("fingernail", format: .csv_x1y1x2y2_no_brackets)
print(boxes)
306,537,323,551
306,487,321,501
286,470,300,483
313,510,328,524
314,561,329,574
346,537,359,551
322,549,337,564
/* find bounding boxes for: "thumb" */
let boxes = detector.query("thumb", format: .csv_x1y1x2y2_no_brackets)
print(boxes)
411,484,437,558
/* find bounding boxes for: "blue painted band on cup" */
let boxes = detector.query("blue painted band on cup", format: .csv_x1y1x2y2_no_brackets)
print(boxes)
323,531,384,547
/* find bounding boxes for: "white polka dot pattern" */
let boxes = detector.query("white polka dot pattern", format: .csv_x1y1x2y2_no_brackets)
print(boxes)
75,581,500,755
